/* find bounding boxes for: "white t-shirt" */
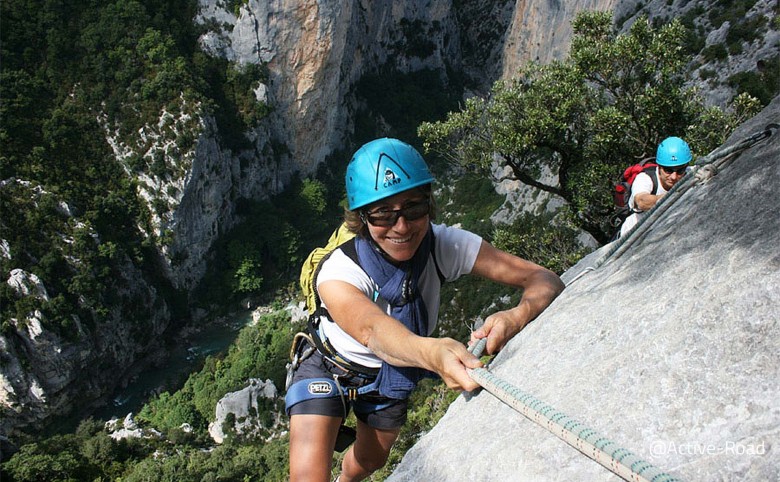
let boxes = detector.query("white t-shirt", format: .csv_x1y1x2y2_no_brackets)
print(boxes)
316,223,482,368
620,168,669,237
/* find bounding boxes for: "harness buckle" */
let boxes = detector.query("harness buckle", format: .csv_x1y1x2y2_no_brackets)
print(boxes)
347,387,358,401
286,332,315,391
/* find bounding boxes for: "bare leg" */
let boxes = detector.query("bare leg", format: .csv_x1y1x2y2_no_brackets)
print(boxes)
339,418,400,482
290,414,343,482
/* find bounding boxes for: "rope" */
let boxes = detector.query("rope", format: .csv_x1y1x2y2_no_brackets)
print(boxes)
567,124,778,285
466,338,682,481
456,125,777,480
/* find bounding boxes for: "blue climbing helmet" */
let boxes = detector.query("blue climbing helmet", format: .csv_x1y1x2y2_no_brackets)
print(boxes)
346,138,434,210
656,137,692,167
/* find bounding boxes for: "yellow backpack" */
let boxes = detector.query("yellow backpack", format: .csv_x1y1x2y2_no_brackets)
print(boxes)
299,222,356,314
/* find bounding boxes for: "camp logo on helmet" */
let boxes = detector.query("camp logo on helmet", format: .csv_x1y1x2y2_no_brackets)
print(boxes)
307,381,333,395
383,167,402,188
346,138,434,210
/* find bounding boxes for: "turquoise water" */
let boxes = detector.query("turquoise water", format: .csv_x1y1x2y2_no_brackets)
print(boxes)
91,311,254,422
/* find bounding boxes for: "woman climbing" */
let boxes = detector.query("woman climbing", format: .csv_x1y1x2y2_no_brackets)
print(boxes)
285,137,564,482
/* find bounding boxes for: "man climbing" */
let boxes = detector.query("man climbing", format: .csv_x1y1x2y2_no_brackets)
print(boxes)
619,136,692,238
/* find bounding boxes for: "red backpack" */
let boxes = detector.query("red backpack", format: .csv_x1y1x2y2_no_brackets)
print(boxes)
614,159,658,209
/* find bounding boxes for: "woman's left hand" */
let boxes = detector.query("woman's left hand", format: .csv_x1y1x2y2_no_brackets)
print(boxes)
469,310,525,355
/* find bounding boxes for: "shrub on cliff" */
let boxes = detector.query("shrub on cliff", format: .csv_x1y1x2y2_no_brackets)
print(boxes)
419,11,760,244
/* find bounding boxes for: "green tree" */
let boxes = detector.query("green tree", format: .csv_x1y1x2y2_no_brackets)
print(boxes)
235,257,264,293
2,437,88,482
491,213,588,275
419,11,759,243
226,240,264,294
299,178,328,215
79,433,118,468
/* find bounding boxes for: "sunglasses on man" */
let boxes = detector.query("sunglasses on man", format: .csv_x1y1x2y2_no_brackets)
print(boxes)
362,200,430,227
660,165,688,175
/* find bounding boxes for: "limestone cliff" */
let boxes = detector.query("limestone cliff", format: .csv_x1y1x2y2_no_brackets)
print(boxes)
196,0,465,173
0,180,171,436
501,0,618,74
389,97,780,480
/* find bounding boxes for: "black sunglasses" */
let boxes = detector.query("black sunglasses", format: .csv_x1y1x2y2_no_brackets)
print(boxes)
660,165,687,175
363,200,430,227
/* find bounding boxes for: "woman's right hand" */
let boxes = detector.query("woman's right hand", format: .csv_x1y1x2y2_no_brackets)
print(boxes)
426,338,483,392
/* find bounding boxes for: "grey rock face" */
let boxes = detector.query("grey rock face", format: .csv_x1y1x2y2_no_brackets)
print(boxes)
208,378,279,443
617,0,780,107
502,0,619,75
0,182,171,438
196,0,467,176
389,98,780,480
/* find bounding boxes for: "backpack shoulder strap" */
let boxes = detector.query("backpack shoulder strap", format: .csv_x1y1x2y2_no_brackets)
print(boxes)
332,237,379,302
638,157,659,195
310,237,357,313
428,228,445,284
339,236,359,265
642,165,659,195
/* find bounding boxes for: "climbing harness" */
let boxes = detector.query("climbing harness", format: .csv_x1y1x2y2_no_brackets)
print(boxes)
466,339,682,482
284,335,390,416
567,123,778,288
284,334,393,453
285,332,317,391
284,322,384,420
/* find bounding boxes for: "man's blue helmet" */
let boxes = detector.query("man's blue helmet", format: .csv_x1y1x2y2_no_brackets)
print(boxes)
346,138,434,210
656,137,692,167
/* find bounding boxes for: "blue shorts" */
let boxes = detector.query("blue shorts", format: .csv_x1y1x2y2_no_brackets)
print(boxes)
286,347,408,430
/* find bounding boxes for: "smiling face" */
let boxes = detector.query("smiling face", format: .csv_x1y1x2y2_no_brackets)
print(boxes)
363,189,431,263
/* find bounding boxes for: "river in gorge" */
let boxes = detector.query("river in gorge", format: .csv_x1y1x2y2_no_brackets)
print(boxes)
47,310,256,435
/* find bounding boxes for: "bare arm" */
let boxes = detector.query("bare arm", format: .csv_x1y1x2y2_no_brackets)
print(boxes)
469,240,564,354
318,280,483,391
634,191,663,211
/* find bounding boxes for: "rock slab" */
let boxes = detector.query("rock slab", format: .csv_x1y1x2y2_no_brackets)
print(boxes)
389,98,780,481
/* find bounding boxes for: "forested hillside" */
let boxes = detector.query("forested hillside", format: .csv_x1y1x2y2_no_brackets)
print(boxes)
0,0,320,445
